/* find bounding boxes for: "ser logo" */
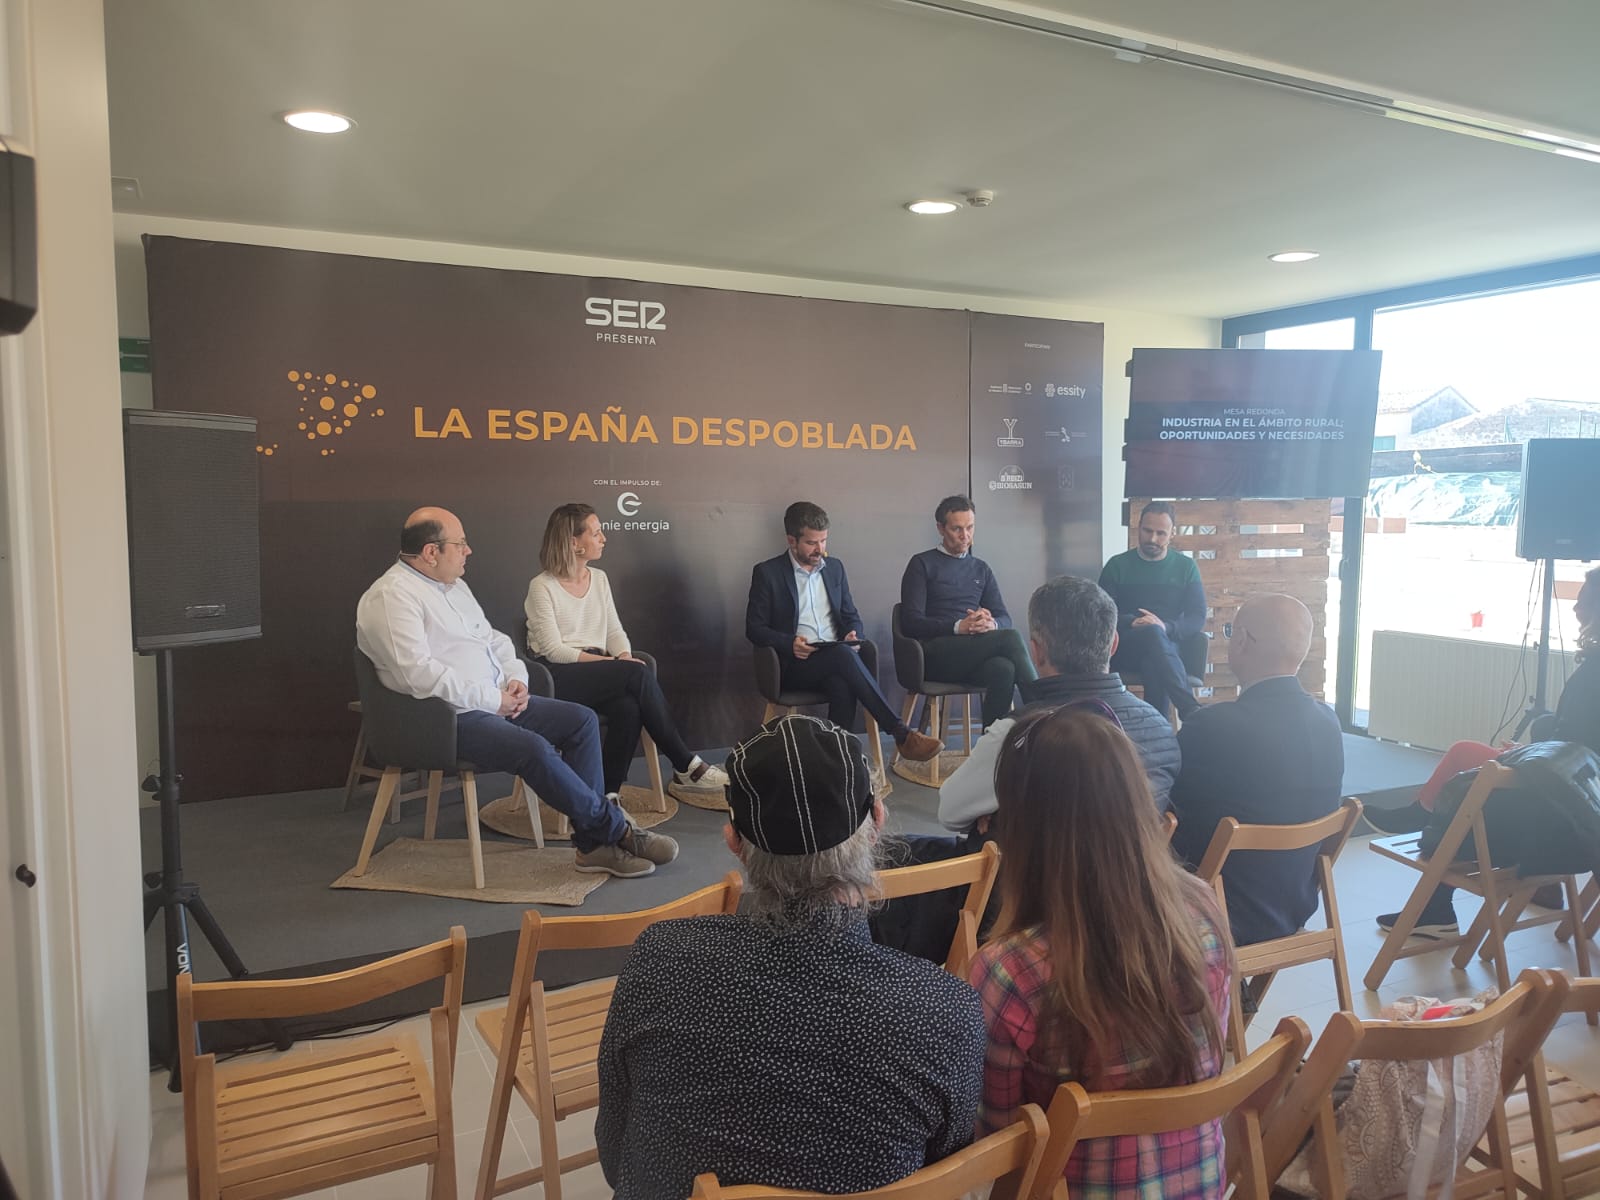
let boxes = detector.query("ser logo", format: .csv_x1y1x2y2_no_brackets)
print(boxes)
584,298,667,330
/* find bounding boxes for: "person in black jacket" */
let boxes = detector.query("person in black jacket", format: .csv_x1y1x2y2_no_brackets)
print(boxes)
1169,593,1344,948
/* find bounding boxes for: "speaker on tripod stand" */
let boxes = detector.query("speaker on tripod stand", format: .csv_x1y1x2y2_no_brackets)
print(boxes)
1513,438,1600,738
124,409,285,1088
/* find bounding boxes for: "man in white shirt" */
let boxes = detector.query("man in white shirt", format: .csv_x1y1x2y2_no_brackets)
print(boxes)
355,506,678,878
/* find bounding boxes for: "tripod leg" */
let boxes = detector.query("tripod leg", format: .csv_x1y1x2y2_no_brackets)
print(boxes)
184,892,293,1052
164,897,192,1092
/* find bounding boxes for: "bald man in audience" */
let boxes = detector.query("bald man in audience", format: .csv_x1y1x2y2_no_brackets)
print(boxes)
1169,594,1343,947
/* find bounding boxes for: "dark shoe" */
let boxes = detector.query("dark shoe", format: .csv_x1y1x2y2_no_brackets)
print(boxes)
620,820,679,866
1532,883,1566,910
1365,801,1430,835
1377,907,1459,941
898,729,944,762
574,842,655,878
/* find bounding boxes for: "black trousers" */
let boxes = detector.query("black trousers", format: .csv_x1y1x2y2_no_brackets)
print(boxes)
1111,623,1195,721
781,644,902,737
543,659,694,795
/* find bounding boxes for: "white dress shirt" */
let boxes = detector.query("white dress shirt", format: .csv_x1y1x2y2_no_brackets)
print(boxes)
792,553,839,643
356,559,528,714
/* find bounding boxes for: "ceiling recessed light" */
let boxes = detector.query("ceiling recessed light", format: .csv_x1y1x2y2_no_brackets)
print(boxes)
1268,250,1320,263
905,200,960,215
281,110,354,134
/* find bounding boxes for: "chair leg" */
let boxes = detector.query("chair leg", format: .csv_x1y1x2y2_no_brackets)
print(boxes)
964,693,976,753
354,767,401,876
928,696,945,787
1478,876,1517,993
642,733,668,813
388,769,404,823
461,772,485,890
342,725,369,811
424,771,443,840
511,779,543,850
1364,861,1454,991
475,1007,524,1200
893,696,917,766
1226,979,1248,1063
864,714,887,787
762,702,778,723
1565,875,1596,1022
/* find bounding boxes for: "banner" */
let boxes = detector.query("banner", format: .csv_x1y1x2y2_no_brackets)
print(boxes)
1124,348,1382,499
143,237,1102,800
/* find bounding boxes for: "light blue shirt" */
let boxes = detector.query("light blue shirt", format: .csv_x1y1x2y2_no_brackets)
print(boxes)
791,553,839,643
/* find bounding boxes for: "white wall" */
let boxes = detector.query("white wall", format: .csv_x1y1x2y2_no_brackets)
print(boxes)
0,0,149,1195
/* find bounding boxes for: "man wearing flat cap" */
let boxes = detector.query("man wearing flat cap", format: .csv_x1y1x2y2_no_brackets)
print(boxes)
595,714,985,1200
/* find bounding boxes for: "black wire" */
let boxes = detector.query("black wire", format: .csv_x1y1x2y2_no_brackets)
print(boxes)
1490,560,1541,744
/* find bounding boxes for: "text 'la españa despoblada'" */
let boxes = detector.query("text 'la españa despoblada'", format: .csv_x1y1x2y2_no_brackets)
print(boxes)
412,406,920,451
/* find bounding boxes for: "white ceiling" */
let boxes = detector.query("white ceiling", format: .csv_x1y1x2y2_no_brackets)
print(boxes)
102,0,1600,318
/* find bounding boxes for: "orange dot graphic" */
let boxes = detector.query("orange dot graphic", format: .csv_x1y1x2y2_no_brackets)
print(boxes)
319,396,335,411
361,385,376,399
343,402,359,417
320,448,329,456
340,379,349,387
375,408,385,416
287,370,300,382
316,420,332,436
323,373,336,384
306,432,315,440
255,444,263,452
342,419,352,427
297,421,307,430
297,384,305,391
264,448,274,456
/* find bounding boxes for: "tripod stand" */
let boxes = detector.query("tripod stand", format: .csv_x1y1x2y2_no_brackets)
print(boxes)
1513,557,1558,741
141,648,288,1090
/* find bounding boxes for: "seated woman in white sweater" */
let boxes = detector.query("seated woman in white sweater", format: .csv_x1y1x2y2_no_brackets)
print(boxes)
525,503,728,802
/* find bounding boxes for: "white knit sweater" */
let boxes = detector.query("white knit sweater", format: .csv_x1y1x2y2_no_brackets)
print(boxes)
524,569,630,663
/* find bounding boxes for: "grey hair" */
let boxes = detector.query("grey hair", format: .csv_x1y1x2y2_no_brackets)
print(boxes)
737,815,884,929
1028,575,1117,674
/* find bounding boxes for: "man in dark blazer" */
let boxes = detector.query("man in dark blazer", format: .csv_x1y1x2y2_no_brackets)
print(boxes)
1169,593,1344,947
746,501,942,762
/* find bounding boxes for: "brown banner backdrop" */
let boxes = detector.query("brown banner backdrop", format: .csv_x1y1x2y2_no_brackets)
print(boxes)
143,236,1102,802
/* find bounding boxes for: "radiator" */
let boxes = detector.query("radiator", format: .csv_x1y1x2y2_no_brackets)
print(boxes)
1367,631,1579,750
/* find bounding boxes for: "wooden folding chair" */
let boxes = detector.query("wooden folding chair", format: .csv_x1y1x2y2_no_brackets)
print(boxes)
178,926,467,1200
475,873,744,1200
1162,810,1178,842
873,842,1002,976
1499,976,1600,1200
689,1103,1048,1200
1029,1017,1311,1200
1196,796,1363,1060
1261,969,1570,1200
1365,762,1592,993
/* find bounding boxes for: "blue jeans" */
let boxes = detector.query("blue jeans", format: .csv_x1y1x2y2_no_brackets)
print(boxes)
1111,623,1195,721
456,697,627,853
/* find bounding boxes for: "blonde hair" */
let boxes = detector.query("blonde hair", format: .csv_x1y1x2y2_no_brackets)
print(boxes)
539,503,596,579
990,706,1233,1090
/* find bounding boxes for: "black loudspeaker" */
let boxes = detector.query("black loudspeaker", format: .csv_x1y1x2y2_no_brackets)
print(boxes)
0,144,37,334
123,410,262,650
1518,438,1600,561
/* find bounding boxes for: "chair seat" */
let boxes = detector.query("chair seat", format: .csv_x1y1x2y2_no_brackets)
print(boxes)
476,976,616,1121
211,1034,438,1197
1121,670,1205,689
917,679,986,698
771,690,830,708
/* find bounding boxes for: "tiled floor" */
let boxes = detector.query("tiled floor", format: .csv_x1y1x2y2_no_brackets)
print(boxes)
143,831,1600,1198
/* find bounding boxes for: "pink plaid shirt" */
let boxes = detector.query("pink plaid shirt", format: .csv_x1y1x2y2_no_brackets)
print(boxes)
969,890,1233,1199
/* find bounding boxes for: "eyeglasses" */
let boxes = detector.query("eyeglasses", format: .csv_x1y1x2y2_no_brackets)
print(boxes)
433,538,470,550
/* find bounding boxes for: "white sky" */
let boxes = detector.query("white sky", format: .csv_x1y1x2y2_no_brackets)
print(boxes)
1263,276,1600,412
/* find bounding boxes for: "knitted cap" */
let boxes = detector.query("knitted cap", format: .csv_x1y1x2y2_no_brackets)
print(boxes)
725,714,874,856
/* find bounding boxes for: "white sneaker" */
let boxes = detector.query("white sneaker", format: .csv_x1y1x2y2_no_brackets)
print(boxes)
669,761,728,797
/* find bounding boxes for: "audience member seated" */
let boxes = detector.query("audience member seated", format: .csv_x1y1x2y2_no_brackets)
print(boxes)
1370,564,1600,937
525,502,728,803
968,705,1234,1198
899,494,1037,729
940,574,1180,834
746,500,942,761
1169,593,1344,946
1098,500,1207,723
595,714,985,1200
355,506,678,879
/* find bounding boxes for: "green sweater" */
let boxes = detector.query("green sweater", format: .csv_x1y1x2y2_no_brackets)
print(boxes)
1097,549,1206,640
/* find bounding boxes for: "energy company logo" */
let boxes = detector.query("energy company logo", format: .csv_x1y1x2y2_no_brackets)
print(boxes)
585,297,666,346
266,369,388,459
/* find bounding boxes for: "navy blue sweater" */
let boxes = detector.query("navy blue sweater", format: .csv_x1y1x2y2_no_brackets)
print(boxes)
900,549,1011,640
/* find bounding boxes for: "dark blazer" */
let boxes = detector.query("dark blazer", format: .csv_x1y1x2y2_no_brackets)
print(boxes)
1169,675,1344,947
746,552,865,657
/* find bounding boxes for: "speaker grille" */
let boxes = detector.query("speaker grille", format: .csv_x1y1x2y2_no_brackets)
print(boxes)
1518,438,1600,562
123,410,262,651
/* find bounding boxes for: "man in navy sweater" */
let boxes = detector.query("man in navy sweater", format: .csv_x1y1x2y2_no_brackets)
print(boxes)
1098,500,1207,723
899,496,1036,728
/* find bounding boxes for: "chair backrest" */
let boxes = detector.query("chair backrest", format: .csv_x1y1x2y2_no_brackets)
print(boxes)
1261,969,1570,1195
752,644,785,704
1195,796,1364,932
689,1103,1049,1200
1425,760,1521,870
873,843,1002,974
1162,810,1178,842
889,603,926,692
353,645,459,769
177,926,468,1138
1033,1017,1311,1200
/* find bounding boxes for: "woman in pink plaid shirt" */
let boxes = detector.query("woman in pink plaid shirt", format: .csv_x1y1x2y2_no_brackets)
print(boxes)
968,705,1236,1198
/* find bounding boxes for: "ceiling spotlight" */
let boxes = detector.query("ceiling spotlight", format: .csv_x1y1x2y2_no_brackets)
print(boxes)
281,110,354,134
906,200,960,215
1268,250,1320,263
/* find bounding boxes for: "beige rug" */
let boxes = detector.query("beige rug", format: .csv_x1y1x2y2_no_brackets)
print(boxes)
890,750,970,788
331,837,606,905
479,783,679,842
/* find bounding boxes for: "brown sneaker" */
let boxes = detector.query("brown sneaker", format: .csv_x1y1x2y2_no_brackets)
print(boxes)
898,729,944,762
574,841,655,878
621,819,680,866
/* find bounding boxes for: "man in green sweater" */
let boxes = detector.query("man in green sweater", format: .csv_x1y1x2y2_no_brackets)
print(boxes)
1097,501,1207,724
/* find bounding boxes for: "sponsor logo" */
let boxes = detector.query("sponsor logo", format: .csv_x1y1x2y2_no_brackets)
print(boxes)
1023,382,1032,394
1049,383,1088,398
1047,426,1071,443
996,418,1023,448
1023,342,1052,350
1058,466,1075,492
985,383,1023,395
617,491,642,517
988,465,1033,492
584,297,667,330
598,487,672,533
